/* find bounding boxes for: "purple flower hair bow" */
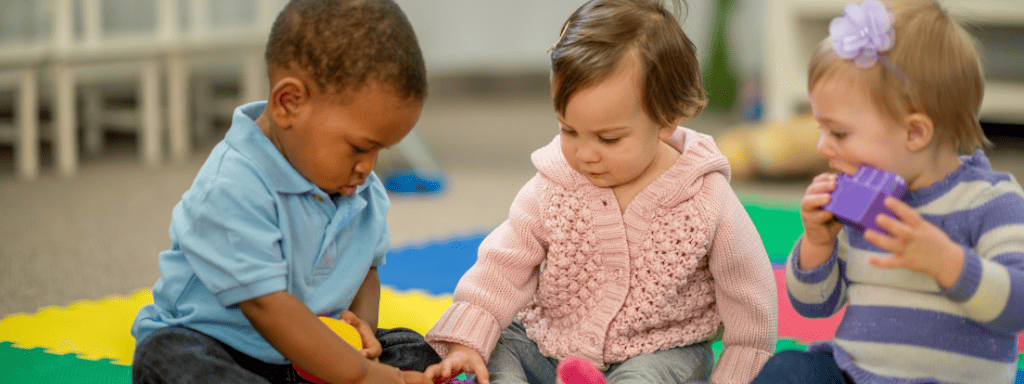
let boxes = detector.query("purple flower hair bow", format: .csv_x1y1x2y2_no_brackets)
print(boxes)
830,0,894,69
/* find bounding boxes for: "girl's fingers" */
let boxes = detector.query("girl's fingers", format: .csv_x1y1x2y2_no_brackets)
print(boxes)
884,197,921,226
874,213,911,241
801,194,832,213
868,255,904,269
863,228,899,253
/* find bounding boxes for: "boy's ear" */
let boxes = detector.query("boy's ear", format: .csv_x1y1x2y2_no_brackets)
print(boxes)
268,77,309,130
902,112,935,152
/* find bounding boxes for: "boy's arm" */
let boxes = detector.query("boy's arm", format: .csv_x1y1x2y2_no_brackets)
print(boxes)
704,177,777,384
239,290,405,384
349,267,381,332
347,267,383,361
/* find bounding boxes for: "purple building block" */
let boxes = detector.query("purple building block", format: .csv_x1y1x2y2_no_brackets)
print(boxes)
823,165,907,234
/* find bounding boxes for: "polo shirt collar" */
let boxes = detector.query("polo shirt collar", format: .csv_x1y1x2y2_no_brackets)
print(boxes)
225,102,316,194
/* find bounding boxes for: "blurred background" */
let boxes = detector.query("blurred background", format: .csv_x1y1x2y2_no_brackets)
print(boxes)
1,0,1022,318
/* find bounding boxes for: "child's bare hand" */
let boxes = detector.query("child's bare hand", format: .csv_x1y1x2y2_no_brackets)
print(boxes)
864,197,965,288
400,370,433,384
797,173,844,270
340,311,383,361
800,172,843,248
424,344,490,384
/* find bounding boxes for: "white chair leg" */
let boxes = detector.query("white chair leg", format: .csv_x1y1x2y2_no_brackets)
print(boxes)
53,62,77,177
167,54,190,162
16,68,39,181
139,59,162,167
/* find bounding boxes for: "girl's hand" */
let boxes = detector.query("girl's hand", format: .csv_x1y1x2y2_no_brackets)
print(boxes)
424,343,490,384
864,197,965,289
797,173,844,270
800,172,843,247
340,311,383,361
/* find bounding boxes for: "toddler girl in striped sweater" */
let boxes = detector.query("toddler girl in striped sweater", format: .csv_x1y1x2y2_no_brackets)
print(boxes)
755,0,1024,383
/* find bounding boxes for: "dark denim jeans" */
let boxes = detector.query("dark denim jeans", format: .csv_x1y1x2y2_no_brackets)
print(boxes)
132,325,441,384
750,350,853,384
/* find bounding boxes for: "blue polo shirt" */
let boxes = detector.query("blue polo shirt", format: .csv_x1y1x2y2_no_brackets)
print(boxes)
132,101,390,364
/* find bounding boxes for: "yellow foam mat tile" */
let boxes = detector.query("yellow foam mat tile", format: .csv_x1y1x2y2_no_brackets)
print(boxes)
0,287,452,366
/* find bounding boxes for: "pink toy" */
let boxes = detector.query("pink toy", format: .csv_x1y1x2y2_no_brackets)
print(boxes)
558,356,607,384
823,165,907,234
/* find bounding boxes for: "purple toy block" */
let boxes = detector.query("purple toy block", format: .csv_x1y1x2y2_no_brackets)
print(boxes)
823,165,907,234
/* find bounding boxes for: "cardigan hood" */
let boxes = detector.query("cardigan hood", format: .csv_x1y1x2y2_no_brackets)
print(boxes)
530,127,732,203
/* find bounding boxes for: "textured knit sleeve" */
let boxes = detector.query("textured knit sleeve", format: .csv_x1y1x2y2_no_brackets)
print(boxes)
425,175,549,361
703,174,778,384
937,179,1024,334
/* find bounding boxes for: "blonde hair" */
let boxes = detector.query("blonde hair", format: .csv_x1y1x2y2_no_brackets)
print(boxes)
808,0,990,153
549,0,707,126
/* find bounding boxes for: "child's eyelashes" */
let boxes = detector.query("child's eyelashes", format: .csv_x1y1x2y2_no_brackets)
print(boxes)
351,144,371,154
818,126,847,140
559,127,622,144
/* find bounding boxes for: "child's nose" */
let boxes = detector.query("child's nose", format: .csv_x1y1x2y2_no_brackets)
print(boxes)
353,153,377,175
815,133,833,158
576,144,599,163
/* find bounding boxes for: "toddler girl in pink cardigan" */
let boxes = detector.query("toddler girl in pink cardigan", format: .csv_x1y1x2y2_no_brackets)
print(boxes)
424,1,777,383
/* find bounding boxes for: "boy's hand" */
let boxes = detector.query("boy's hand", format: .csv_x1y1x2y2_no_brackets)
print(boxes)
798,173,843,270
340,310,383,361
400,370,433,384
424,343,490,384
864,197,965,289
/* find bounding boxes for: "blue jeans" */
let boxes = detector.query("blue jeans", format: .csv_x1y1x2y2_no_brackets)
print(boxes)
486,321,713,384
750,350,853,384
132,325,441,384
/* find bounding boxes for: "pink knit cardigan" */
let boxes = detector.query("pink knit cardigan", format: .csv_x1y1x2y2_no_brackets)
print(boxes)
426,128,777,384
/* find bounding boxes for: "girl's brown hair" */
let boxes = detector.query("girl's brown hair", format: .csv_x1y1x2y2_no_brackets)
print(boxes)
809,0,989,153
549,0,706,127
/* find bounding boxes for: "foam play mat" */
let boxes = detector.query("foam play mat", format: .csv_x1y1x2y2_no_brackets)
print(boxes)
2,198,1021,383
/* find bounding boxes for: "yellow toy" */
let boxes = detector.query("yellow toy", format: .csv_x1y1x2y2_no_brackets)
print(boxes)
717,115,829,180
293,316,363,384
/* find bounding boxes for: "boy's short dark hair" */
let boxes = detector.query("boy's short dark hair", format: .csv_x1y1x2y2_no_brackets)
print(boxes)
549,0,706,126
265,0,427,101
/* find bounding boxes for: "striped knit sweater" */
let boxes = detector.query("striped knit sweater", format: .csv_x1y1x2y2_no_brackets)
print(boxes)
786,150,1024,384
